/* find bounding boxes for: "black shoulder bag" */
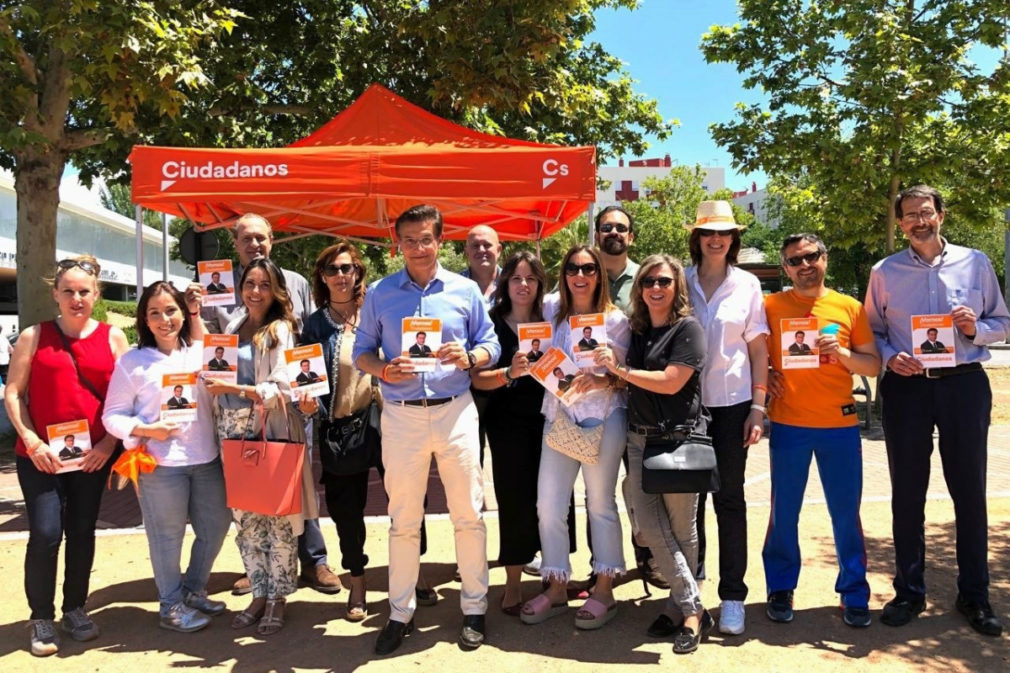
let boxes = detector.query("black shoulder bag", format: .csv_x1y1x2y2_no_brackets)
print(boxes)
640,379,720,495
316,321,381,476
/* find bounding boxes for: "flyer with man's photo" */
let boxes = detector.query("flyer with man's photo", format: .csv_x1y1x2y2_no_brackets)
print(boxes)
284,343,329,397
911,314,956,368
160,372,198,422
569,313,606,367
529,347,583,406
519,322,553,364
780,318,819,369
46,419,91,474
202,333,239,384
401,317,442,373
197,260,235,307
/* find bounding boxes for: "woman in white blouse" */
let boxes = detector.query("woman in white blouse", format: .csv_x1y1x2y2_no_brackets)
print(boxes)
520,245,630,630
684,201,769,636
204,257,317,636
103,281,231,634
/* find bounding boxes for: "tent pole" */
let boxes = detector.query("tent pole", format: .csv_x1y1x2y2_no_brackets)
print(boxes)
587,202,596,246
135,205,144,299
162,212,169,281
535,238,541,259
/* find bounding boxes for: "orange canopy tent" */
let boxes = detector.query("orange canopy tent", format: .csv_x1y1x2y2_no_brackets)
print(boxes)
129,84,596,243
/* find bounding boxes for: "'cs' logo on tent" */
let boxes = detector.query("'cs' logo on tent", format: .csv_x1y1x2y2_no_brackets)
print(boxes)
542,159,568,189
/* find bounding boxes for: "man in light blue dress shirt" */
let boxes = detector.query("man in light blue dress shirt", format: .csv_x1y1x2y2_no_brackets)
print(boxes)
354,205,500,654
865,184,1010,637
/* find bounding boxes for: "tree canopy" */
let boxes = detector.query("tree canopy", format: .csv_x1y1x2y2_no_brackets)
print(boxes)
701,0,1010,253
2,0,672,325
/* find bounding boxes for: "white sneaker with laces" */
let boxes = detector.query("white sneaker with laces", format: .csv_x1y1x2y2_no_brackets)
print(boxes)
523,554,542,576
719,600,746,635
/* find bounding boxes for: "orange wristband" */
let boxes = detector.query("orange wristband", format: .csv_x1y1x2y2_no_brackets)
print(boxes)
381,364,392,382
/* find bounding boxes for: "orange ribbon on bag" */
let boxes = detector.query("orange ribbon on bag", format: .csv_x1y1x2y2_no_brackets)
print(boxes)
109,447,158,492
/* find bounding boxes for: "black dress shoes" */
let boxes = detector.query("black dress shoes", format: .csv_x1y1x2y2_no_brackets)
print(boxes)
956,594,1003,637
647,613,683,637
880,596,926,627
374,619,414,655
459,614,486,650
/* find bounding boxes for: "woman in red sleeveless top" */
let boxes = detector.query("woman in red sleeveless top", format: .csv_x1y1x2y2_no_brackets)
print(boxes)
4,256,129,657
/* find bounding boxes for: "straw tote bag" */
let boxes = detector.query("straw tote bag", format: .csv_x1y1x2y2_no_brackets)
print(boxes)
544,390,612,465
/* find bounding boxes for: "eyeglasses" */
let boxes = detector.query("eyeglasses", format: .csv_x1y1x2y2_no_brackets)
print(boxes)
639,276,674,289
784,251,824,267
564,262,599,277
322,263,355,277
399,236,437,249
696,228,733,238
598,222,630,234
899,209,939,223
56,259,98,275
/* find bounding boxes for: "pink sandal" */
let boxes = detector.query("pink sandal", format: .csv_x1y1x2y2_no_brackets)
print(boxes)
520,593,569,625
575,597,617,630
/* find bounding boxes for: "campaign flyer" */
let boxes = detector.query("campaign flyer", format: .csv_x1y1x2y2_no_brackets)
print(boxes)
780,317,819,369
911,314,956,368
569,313,606,366
401,317,442,373
202,333,239,384
161,372,198,422
197,260,235,307
46,419,91,474
529,347,583,406
519,322,553,364
285,343,329,397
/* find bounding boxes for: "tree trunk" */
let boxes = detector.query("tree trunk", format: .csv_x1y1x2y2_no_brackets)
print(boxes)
14,150,65,328
886,175,900,254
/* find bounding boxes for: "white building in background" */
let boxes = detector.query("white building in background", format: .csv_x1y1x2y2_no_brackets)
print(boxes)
0,170,191,330
731,182,773,225
596,155,726,207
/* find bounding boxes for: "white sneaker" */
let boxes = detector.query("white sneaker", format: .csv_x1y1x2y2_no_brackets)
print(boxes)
523,554,542,576
719,600,746,635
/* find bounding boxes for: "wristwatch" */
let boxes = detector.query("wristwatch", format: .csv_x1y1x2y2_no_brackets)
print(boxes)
465,351,477,370
239,387,247,399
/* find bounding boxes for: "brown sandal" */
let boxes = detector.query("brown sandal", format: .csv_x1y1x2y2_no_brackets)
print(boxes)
346,578,368,623
231,599,266,629
257,598,286,636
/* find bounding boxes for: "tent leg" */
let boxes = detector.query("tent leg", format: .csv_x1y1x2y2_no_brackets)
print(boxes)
162,212,169,281
135,205,144,299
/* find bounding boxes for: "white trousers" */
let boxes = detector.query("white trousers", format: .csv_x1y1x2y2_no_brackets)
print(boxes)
381,392,488,622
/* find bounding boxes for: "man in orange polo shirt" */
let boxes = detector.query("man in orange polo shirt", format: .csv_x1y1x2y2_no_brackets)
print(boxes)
763,233,881,628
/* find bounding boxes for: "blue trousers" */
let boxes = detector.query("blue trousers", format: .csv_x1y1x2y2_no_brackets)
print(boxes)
762,422,869,608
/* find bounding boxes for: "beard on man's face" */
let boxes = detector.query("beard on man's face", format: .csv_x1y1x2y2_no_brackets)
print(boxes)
599,235,627,255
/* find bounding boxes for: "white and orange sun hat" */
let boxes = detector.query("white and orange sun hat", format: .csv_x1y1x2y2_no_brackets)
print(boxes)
684,200,745,231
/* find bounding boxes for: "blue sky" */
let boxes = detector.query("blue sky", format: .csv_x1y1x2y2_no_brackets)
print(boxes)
589,1,768,190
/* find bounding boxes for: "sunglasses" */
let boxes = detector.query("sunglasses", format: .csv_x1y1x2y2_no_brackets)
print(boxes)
564,262,599,277
56,259,98,275
696,228,733,238
598,222,630,234
322,263,355,277
784,251,824,267
639,276,674,289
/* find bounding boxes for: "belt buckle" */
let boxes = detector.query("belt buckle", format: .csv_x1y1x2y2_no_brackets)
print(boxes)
923,368,941,380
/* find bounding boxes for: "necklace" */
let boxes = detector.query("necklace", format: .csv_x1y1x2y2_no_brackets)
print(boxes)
327,305,357,331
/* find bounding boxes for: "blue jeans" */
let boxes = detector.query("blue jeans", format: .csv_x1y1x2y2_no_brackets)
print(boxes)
17,456,110,619
137,458,231,614
538,408,627,581
762,423,869,608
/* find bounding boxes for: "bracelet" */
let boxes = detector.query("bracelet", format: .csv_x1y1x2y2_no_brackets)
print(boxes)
495,368,509,387
752,383,768,393
381,364,392,383
503,366,515,383
750,403,767,415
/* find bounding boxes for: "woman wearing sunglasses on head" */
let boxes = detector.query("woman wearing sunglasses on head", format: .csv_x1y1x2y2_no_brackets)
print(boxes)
103,279,232,635
597,254,711,654
5,256,130,656
521,245,630,631
684,200,769,637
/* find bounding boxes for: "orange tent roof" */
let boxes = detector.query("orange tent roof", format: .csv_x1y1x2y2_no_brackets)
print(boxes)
129,84,596,242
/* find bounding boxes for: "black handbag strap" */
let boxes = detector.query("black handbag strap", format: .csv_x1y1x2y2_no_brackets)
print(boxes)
52,320,104,403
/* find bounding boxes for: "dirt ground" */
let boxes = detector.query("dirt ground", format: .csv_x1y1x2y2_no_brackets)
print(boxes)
0,497,1008,673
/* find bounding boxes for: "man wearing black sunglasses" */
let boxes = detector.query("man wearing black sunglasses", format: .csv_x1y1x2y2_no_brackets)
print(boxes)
200,213,341,597
866,184,1010,636
762,232,881,628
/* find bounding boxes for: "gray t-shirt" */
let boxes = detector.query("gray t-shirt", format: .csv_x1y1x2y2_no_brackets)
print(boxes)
202,264,313,336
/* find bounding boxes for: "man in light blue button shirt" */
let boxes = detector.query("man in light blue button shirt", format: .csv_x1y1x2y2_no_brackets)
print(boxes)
865,184,1010,636
354,205,499,654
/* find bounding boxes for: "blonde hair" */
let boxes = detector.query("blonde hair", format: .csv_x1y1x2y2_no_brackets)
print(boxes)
47,255,101,292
